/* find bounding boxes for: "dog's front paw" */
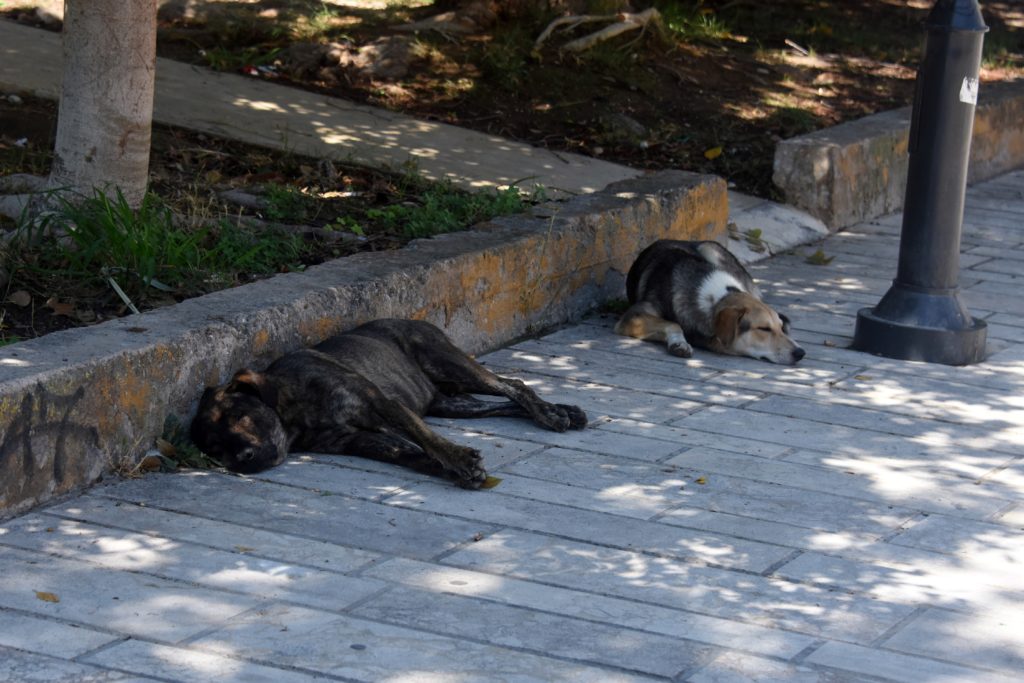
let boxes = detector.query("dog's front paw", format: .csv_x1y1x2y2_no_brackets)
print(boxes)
668,341,693,358
447,445,487,489
557,404,588,430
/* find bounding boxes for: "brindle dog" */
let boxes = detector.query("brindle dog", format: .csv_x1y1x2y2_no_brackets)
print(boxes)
191,319,588,488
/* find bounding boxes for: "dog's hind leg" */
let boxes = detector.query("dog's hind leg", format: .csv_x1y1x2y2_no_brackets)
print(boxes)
428,394,529,419
369,400,488,488
615,302,693,358
419,356,586,432
386,321,587,432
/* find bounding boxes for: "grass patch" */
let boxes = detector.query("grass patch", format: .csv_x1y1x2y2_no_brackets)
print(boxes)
366,181,545,238
6,188,308,310
657,2,732,44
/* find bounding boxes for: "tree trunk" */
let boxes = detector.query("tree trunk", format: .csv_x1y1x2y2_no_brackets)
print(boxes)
48,0,158,206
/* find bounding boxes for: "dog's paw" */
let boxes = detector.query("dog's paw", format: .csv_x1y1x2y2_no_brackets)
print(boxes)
557,404,588,430
668,341,693,358
447,445,487,489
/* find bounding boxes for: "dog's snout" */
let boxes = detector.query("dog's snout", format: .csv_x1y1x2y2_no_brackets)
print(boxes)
792,347,806,362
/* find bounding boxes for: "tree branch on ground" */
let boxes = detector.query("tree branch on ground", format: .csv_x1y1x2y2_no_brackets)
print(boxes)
534,7,662,53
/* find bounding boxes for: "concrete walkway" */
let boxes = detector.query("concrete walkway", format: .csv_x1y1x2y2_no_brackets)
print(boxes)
2,169,1023,681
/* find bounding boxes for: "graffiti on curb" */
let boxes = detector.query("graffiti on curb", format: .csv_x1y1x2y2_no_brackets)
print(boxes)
1,384,100,501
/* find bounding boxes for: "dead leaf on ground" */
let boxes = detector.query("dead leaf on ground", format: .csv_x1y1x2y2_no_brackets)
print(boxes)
156,438,178,459
234,545,256,553
138,455,163,472
480,475,503,489
854,374,872,381
44,297,75,316
695,476,707,485
8,290,31,307
704,146,723,160
35,591,60,603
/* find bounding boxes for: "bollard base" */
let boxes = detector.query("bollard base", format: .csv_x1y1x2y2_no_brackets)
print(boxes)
853,307,987,366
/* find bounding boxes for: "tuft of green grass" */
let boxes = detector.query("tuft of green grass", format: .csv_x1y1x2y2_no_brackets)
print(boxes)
768,106,818,137
478,28,533,90
7,188,308,306
263,183,316,223
657,2,732,44
366,182,542,238
203,45,281,72
159,415,222,470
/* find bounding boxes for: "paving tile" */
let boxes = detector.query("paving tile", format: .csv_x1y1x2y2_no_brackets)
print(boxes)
805,641,1020,683
363,557,817,659
507,446,916,536
593,417,793,458
888,512,1024,564
82,639,325,683
351,586,718,677
656,505,881,554
684,651,875,683
46,493,380,572
0,545,260,642
385,479,789,571
0,646,153,682
94,471,497,560
426,414,686,461
773,547,1024,610
881,606,1024,674
670,406,1014,477
443,530,916,642
666,447,1013,519
0,515,385,612
0,608,120,659
194,602,660,682
250,456,418,499
471,368,711,422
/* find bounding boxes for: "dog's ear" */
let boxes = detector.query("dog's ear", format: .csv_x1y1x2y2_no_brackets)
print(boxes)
714,305,747,349
779,313,792,334
225,369,279,409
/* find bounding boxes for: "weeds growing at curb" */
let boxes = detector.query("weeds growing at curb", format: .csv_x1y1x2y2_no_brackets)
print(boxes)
157,415,222,471
6,188,308,314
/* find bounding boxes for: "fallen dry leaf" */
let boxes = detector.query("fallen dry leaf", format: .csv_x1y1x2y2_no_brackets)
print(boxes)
234,545,256,553
138,455,163,472
44,297,75,317
8,290,31,307
155,438,177,459
480,476,503,489
35,591,59,603
854,374,872,381
704,146,723,160
695,476,707,485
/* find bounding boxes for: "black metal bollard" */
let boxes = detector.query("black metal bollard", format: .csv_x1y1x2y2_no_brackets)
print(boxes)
852,0,988,365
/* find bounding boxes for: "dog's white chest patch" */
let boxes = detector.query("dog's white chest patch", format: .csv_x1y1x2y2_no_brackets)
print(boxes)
698,271,746,314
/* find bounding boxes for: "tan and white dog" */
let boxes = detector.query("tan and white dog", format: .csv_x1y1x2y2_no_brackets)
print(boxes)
615,240,805,365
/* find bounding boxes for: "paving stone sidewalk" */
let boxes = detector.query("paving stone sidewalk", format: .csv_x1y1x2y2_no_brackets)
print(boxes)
2,169,1023,681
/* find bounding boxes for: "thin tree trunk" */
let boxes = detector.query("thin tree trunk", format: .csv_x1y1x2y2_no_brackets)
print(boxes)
48,0,158,206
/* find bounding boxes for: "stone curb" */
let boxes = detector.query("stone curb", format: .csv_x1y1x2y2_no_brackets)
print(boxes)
0,170,727,517
773,79,1024,230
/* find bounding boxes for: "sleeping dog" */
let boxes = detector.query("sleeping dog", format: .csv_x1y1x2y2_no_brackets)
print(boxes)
615,240,805,365
191,319,588,488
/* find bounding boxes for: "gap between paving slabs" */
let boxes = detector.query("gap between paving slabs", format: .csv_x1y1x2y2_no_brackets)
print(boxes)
0,170,728,518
